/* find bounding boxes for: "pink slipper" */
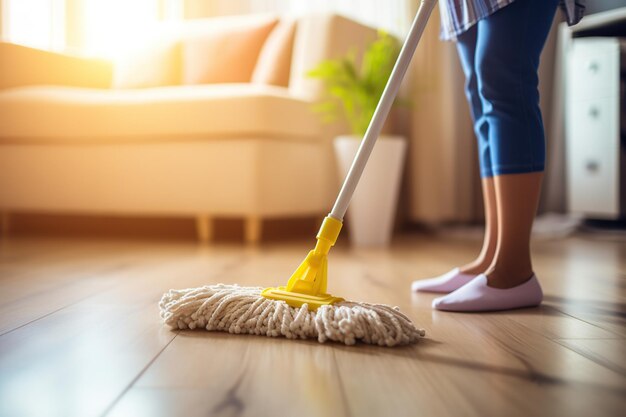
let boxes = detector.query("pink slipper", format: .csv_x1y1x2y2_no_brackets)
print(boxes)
411,268,477,293
432,274,543,312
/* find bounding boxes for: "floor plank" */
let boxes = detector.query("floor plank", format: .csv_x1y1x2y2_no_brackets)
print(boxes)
555,338,626,376
0,243,243,417
0,233,624,417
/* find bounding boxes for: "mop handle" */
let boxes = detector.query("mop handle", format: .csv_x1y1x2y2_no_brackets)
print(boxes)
329,0,437,221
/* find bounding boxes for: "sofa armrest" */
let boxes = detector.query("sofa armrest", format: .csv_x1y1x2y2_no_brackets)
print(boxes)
289,14,378,102
0,43,113,90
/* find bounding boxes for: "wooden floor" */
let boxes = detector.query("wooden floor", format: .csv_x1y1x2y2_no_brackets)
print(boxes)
0,232,624,417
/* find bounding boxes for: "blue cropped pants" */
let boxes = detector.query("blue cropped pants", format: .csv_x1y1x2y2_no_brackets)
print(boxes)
455,0,558,178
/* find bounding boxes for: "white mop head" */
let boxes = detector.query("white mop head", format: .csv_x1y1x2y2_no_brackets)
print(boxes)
159,284,425,347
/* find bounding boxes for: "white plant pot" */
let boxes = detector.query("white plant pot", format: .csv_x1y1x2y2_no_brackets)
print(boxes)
334,135,407,247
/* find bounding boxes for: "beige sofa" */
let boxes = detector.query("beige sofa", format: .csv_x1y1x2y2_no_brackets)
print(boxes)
0,14,376,243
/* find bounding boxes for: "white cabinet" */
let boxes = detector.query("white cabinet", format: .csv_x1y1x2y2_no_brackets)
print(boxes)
566,37,624,218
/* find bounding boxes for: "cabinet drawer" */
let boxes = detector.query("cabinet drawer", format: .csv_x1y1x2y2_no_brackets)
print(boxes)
568,38,620,101
567,96,619,142
566,95,620,217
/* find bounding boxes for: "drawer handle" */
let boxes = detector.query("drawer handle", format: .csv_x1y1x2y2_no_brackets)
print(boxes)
585,160,599,173
587,60,599,73
588,106,599,118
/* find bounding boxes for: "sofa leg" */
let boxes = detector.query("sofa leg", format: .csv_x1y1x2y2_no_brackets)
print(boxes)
0,212,10,238
195,216,213,244
244,217,262,245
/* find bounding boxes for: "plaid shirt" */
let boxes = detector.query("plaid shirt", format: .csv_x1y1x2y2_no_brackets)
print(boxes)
439,0,586,41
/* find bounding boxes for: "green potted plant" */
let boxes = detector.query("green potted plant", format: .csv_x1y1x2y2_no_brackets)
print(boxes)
307,31,406,247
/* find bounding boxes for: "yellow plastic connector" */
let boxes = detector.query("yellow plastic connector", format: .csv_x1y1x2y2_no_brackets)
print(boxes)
261,215,344,310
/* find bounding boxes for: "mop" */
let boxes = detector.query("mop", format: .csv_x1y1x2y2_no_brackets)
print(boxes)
159,0,437,347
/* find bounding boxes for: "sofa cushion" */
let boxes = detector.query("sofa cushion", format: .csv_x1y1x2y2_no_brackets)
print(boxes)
113,40,181,89
0,84,319,141
289,14,378,101
182,16,278,84
251,18,296,87
0,42,113,90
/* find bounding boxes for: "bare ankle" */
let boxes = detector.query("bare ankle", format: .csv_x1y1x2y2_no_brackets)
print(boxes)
459,258,493,275
459,264,487,275
485,265,534,289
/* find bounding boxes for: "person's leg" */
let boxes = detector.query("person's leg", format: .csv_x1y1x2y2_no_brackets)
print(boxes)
489,172,542,288
413,25,495,293
478,0,558,289
460,178,497,275
454,26,498,277
433,0,558,311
